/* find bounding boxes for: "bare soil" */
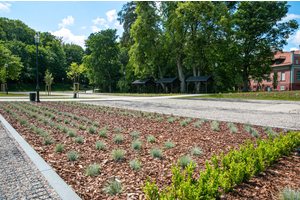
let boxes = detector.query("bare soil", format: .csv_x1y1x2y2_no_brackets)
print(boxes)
0,101,299,200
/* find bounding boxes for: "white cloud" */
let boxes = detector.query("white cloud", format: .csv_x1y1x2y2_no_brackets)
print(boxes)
290,47,299,51
289,29,300,47
91,26,101,33
58,16,74,28
0,2,11,13
92,17,106,25
105,24,109,29
279,13,300,23
80,26,86,30
114,21,124,32
50,28,86,48
106,9,117,22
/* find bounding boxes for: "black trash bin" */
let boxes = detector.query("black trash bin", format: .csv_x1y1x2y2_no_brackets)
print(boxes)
29,93,36,101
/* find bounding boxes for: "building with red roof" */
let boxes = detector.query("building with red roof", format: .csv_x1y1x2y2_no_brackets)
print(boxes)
250,48,300,91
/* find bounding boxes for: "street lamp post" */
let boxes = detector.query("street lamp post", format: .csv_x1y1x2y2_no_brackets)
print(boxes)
215,62,218,94
5,63,8,94
123,71,126,93
84,75,86,93
62,78,64,92
34,33,40,102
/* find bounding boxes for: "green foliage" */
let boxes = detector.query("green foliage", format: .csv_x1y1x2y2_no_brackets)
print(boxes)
42,137,54,145
111,149,125,162
277,187,300,200
113,134,124,143
54,143,65,152
132,140,142,150
54,124,61,130
67,129,77,137
114,127,121,132
147,135,155,143
99,129,107,137
85,163,101,176
130,131,139,138
80,117,87,122
73,137,83,143
17,116,27,124
88,126,97,134
44,69,54,86
190,146,203,156
64,118,70,124
143,131,300,199
104,178,124,196
164,140,175,149
96,141,106,150
78,124,85,130
177,156,194,169
150,148,162,159
67,150,80,161
93,121,99,127
87,119,92,124
211,120,219,131
129,159,142,171
61,126,69,133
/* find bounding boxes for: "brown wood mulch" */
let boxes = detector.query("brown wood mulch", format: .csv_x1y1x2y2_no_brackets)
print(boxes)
0,101,299,200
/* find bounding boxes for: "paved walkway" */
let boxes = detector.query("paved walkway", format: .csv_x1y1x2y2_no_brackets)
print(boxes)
84,97,300,130
0,123,59,200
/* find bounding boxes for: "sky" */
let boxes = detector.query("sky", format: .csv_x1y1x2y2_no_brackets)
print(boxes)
1,1,300,51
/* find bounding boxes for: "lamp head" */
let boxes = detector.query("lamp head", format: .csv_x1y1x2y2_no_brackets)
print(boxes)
34,33,40,44
4,63,8,68
215,62,218,68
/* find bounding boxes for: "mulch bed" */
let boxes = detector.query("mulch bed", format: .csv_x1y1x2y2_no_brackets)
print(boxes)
0,101,299,200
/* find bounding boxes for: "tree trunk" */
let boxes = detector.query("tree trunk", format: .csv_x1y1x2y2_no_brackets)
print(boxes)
242,66,249,92
177,56,185,93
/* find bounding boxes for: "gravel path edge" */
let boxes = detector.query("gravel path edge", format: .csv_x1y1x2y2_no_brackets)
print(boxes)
0,114,81,200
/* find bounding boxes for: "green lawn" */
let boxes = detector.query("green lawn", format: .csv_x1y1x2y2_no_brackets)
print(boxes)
0,93,27,97
175,90,300,101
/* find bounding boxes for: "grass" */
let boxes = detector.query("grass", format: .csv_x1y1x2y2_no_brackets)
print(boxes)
190,146,203,156
150,148,162,158
54,143,65,152
67,129,77,137
64,118,70,124
132,140,142,150
164,140,175,149
114,127,121,132
93,121,99,127
42,137,54,145
72,115,79,120
113,134,124,143
104,178,124,196
88,126,97,134
211,120,219,131
61,126,69,133
111,149,125,162
130,131,139,138
39,131,50,137
99,129,107,137
277,187,300,200
96,141,106,150
230,126,238,133
85,163,101,176
73,137,84,143
129,159,142,171
67,150,80,161
78,124,86,130
147,135,155,143
177,156,194,169
54,124,61,130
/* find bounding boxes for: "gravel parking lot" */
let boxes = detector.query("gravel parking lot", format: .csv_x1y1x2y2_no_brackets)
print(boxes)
84,98,300,130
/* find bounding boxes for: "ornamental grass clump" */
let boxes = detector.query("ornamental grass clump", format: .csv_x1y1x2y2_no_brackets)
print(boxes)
96,141,106,150
99,129,107,137
88,126,97,134
114,127,121,132
73,137,83,143
147,135,155,143
87,119,92,124
111,149,125,162
54,143,65,152
129,159,142,171
81,117,87,122
167,118,174,124
34,128,44,135
17,117,27,125
68,130,77,137
42,137,54,145
61,126,69,133
78,124,85,130
71,121,76,127
113,134,124,143
194,120,204,128
57,117,62,122
54,124,61,130
164,141,175,149
64,118,70,124
72,115,78,120
150,148,162,159
67,150,80,161
49,121,55,127
130,131,139,138
230,126,238,134
277,187,300,200
177,155,194,169
211,120,219,131
93,121,99,127
85,163,101,176
244,122,252,132
40,131,50,138
190,146,203,156
132,140,142,150
104,178,124,196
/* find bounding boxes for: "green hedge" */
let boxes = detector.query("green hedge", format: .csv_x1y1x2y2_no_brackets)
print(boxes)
143,132,300,200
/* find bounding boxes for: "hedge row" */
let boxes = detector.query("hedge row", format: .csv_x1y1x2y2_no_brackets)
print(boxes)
143,132,300,200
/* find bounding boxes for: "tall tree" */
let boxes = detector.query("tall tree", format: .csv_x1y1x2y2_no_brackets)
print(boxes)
233,1,298,92
84,29,120,93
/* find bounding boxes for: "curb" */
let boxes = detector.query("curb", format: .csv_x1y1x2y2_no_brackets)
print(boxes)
0,114,81,200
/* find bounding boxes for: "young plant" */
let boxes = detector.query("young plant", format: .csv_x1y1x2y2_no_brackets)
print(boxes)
93,121,99,127
78,124,86,130
130,131,139,138
88,126,97,134
147,135,155,143
42,137,54,145
113,134,124,143
211,120,219,131
277,187,300,200
54,143,65,152
244,122,252,132
96,141,106,150
114,127,121,132
71,121,76,127
17,117,27,125
230,126,238,133
132,140,142,150
54,124,61,130
150,148,162,159
85,163,101,176
104,178,124,196
81,117,87,122
190,146,203,156
164,141,175,149
67,150,80,161
177,155,194,169
57,117,62,122
49,121,55,127
99,129,107,137
72,115,79,120
73,137,84,143
61,126,69,133
68,130,77,137
87,119,92,124
129,159,142,171
40,131,50,138
111,149,125,162
64,118,70,124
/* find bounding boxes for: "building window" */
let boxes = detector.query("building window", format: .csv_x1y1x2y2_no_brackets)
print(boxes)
280,85,285,90
267,74,271,82
297,71,300,81
281,72,285,81
276,60,279,64
296,59,299,64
